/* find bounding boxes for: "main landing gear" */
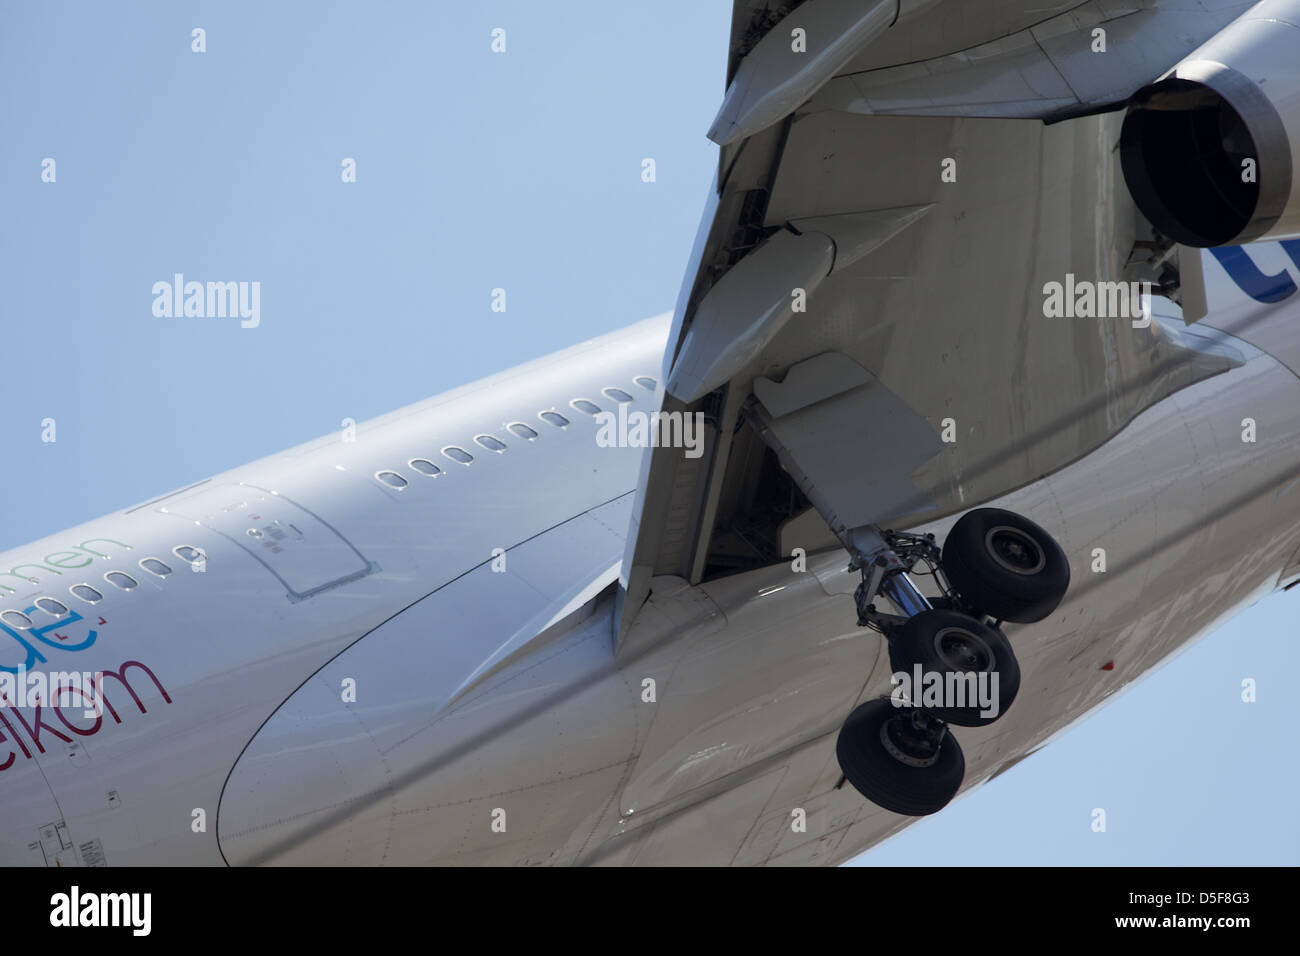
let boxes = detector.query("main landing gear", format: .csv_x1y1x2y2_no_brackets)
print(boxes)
835,508,1069,816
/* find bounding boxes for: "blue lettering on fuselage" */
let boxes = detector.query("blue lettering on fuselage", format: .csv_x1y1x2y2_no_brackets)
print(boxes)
0,607,97,674
1210,239,1300,303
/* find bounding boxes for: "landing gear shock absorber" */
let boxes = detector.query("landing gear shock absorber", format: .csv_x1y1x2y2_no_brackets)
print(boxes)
848,526,1020,729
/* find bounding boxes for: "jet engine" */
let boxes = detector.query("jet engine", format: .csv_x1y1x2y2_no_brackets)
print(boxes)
1120,0,1300,247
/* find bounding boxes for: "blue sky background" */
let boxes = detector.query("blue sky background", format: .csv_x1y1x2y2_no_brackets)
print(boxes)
1,1,1295,865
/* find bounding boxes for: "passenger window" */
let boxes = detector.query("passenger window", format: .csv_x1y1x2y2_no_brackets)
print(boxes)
570,399,601,415
35,597,69,617
475,434,507,452
443,446,474,464
173,545,206,565
140,557,172,577
105,571,138,590
376,470,408,489
603,387,633,403
634,376,657,391
70,584,103,604
508,422,538,440
0,609,33,629
540,411,569,428
410,458,443,477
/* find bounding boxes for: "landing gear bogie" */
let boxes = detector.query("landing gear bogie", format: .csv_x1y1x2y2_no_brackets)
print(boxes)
834,508,1068,816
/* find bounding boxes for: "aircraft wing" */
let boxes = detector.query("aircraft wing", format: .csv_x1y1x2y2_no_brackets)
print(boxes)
615,0,1253,642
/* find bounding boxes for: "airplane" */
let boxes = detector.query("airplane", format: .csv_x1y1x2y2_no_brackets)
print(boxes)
5,0,1300,866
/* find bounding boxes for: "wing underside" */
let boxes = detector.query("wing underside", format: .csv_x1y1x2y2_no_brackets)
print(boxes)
616,0,1244,640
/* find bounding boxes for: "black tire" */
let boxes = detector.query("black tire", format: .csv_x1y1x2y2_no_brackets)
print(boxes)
888,609,1019,726
942,507,1070,623
836,699,964,816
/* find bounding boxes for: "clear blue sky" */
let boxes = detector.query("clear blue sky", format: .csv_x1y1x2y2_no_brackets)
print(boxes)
2,1,1295,866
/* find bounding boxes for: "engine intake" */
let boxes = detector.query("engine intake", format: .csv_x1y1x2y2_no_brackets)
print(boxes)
1120,0,1300,248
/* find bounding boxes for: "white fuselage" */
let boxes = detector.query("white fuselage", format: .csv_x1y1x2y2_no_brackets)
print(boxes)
4,251,1300,867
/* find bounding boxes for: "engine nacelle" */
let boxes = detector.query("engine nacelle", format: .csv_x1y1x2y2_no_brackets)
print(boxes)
1120,0,1300,248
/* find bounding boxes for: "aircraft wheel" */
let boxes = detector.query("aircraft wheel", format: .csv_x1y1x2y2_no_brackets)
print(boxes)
888,609,1019,726
942,507,1070,623
836,700,964,816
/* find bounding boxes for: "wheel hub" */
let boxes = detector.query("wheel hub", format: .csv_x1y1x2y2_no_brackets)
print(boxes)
984,525,1046,575
932,626,994,672
879,711,945,768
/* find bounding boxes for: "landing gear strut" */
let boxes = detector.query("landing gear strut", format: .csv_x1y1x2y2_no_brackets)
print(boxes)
835,509,1069,815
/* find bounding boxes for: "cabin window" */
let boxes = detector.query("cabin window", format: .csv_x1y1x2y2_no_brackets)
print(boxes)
540,411,569,428
410,458,443,477
634,376,657,391
70,584,103,604
603,387,634,403
35,597,69,617
475,434,507,452
443,446,474,464
105,571,138,590
508,422,538,440
0,610,33,629
377,470,408,489
140,557,172,577
570,399,601,416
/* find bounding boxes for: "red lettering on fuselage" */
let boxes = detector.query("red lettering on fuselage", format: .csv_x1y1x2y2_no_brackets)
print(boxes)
5,699,73,753
0,660,171,773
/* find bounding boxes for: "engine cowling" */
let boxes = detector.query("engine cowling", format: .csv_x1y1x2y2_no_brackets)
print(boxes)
1120,0,1300,248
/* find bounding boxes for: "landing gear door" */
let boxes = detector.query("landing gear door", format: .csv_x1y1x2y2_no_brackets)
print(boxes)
750,351,946,534
160,483,374,601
